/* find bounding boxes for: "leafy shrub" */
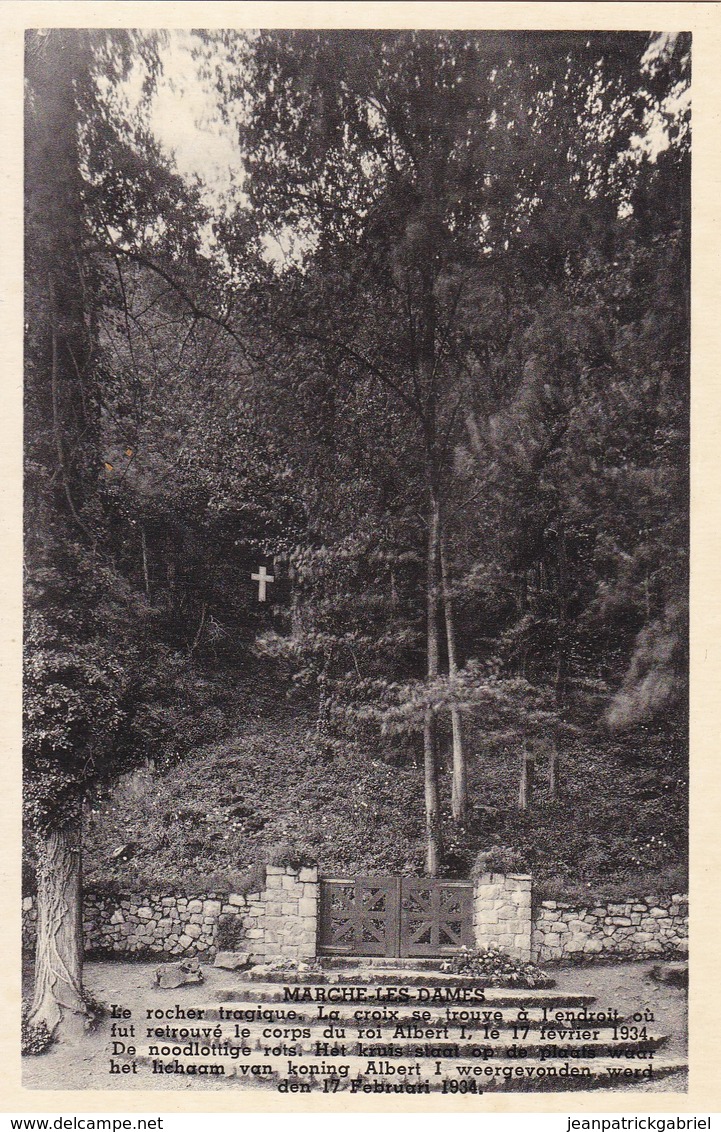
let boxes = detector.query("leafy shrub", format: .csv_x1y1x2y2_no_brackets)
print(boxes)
228,861,267,896
21,1004,53,1056
534,862,688,906
471,846,526,877
265,840,317,869
216,914,246,950
440,946,554,988
82,992,107,1030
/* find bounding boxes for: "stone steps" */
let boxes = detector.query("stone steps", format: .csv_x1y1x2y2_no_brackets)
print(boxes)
241,969,517,987
319,957,454,970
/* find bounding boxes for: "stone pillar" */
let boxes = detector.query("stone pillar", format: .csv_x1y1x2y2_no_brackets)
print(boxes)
297,866,319,958
241,889,267,962
262,864,318,961
473,872,532,961
262,865,287,960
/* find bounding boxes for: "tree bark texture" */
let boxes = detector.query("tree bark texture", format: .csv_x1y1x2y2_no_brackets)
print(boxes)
423,488,443,875
549,739,560,799
440,534,467,823
518,745,535,812
28,824,89,1038
553,521,569,803
26,33,95,1040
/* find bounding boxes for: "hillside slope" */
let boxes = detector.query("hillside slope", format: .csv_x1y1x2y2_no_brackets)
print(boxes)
82,677,687,903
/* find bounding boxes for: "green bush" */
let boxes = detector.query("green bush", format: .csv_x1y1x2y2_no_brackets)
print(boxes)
228,860,267,896
533,862,688,906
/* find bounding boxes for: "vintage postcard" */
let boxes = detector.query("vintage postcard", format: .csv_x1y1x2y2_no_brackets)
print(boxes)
2,0,720,1117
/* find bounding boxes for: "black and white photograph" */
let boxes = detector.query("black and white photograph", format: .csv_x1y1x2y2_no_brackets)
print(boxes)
16,11,701,1107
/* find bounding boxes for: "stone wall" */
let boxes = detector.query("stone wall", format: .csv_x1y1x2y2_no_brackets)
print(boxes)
473,872,533,961
23,871,688,966
22,864,319,964
532,894,688,961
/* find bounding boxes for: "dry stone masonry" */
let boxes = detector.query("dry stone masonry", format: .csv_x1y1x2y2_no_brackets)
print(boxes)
23,864,319,963
533,894,688,960
22,869,687,964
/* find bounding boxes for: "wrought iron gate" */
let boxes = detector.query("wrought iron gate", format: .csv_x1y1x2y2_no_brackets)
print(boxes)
319,876,473,958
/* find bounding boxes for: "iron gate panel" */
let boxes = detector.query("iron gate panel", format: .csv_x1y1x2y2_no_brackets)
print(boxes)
319,876,473,957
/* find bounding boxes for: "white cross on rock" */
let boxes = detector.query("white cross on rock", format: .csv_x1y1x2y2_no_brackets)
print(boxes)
251,565,274,602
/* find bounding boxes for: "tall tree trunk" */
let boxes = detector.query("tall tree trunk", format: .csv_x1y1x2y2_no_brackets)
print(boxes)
549,740,560,799
555,520,569,706
26,31,96,1039
553,520,569,801
416,153,444,875
140,524,151,599
440,534,467,823
423,488,443,875
518,744,535,811
188,600,207,655
28,823,89,1039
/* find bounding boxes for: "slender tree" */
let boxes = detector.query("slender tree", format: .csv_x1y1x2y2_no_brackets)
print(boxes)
440,533,467,822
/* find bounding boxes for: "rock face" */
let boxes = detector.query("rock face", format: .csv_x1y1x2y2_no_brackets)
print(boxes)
213,950,251,970
649,961,688,987
155,957,204,988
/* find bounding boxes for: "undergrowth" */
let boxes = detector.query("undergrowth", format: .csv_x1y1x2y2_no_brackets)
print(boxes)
75,693,686,904
21,1005,53,1056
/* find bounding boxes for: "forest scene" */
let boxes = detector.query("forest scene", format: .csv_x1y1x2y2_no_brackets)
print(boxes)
24,27,689,1043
